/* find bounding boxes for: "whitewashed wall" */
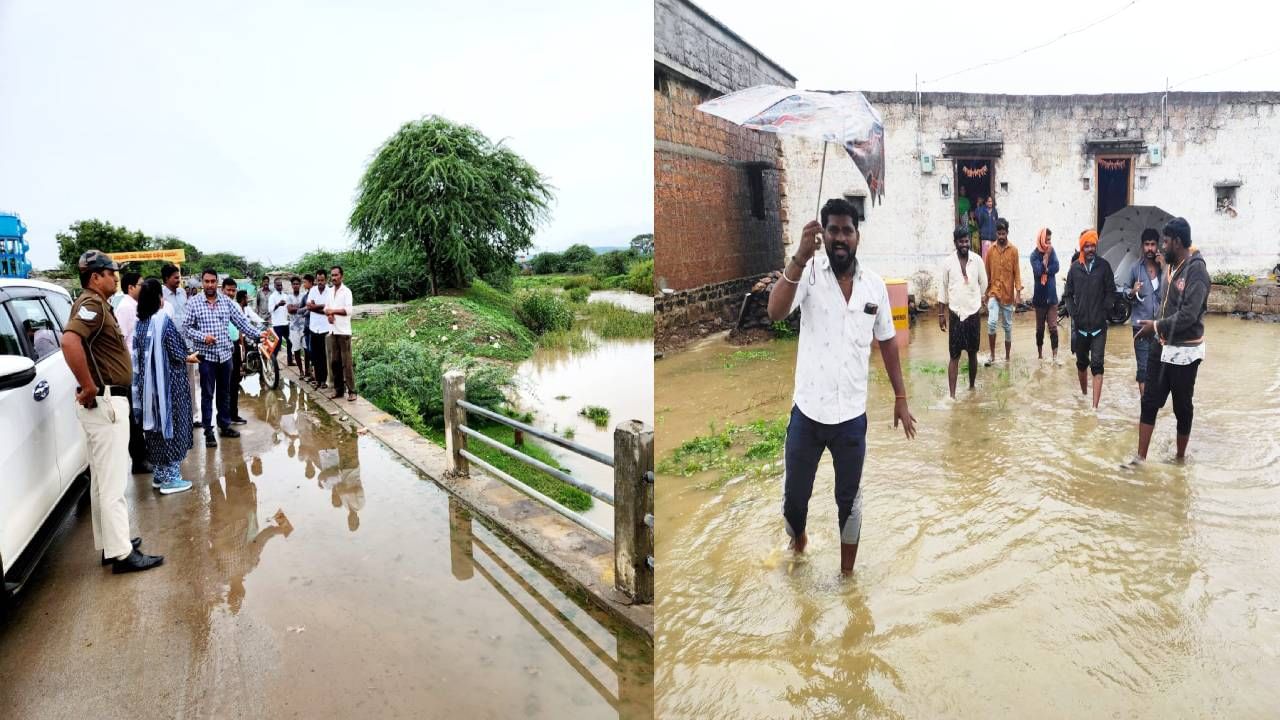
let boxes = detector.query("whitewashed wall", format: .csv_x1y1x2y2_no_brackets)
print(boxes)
781,92,1280,301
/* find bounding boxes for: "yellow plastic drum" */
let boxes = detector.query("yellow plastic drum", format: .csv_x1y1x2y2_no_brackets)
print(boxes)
883,278,910,351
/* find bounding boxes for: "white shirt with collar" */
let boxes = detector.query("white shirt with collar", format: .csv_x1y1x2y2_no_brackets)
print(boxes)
307,285,331,333
789,256,896,425
325,284,354,336
940,250,988,321
267,289,290,326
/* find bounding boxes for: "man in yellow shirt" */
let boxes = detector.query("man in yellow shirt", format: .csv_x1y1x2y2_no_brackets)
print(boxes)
983,218,1022,366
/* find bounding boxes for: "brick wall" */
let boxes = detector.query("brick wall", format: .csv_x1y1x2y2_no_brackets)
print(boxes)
654,275,765,344
654,0,796,338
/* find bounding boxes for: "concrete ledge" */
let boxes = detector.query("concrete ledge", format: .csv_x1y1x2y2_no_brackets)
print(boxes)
281,366,653,640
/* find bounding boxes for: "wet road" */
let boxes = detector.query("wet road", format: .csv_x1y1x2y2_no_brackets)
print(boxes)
656,314,1280,719
0,378,652,719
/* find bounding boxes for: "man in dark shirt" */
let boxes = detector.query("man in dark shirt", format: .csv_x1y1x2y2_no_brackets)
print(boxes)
1063,229,1116,410
1129,228,1165,396
61,250,163,573
1134,217,1209,462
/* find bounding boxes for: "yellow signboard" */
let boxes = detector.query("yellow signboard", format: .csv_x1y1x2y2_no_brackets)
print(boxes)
108,249,187,264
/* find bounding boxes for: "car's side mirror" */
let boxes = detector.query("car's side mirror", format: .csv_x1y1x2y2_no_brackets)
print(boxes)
0,355,38,391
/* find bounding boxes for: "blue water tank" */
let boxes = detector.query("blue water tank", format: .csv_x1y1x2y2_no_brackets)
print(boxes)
0,212,32,278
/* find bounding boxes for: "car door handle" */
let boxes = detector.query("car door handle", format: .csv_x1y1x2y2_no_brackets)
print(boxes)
33,380,50,401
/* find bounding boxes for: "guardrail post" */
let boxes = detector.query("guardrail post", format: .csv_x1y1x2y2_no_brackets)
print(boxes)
614,420,654,604
443,370,468,475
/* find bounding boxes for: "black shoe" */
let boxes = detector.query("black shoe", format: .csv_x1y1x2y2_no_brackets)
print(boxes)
111,549,164,574
101,537,143,565
231,417,248,425
220,427,241,439
131,461,154,475
205,433,217,448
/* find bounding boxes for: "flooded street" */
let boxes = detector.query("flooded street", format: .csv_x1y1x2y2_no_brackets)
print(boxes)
656,314,1280,718
515,290,654,528
0,378,652,719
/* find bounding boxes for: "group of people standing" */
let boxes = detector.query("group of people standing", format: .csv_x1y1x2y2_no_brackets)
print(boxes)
936,215,1209,460
257,267,357,402
60,250,358,575
766,198,1210,576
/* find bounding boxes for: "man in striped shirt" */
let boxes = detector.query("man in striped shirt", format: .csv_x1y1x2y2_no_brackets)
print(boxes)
184,268,262,448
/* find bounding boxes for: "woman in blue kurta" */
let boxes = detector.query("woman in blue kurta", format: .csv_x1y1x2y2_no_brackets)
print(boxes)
132,279,196,494
1029,227,1062,364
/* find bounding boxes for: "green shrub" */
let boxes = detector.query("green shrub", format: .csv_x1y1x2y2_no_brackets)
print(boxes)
566,285,591,303
1212,271,1254,290
514,290,573,335
589,249,638,278
624,258,654,295
560,274,601,291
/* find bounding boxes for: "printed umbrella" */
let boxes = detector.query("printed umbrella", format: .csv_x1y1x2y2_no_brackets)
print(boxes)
697,85,886,214
1098,205,1173,282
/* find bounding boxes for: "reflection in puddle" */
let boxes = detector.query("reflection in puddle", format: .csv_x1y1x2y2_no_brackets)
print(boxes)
1,358,651,715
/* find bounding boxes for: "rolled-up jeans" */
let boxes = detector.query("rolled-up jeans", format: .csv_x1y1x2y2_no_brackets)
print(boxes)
987,297,1015,340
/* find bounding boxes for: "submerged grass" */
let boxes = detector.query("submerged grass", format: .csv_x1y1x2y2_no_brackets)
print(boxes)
723,349,775,369
658,415,789,487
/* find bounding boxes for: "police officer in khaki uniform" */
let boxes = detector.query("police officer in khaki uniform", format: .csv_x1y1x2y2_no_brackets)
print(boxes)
61,250,164,573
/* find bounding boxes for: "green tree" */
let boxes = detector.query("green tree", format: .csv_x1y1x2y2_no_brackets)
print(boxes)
530,251,564,275
630,233,654,256
349,116,553,295
201,251,260,278
135,235,203,278
560,243,595,274
589,249,637,278
56,219,149,273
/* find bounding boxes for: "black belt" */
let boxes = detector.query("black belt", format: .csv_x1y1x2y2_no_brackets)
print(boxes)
98,385,131,397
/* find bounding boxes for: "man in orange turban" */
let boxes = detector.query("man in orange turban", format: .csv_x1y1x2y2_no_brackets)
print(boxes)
1062,228,1116,409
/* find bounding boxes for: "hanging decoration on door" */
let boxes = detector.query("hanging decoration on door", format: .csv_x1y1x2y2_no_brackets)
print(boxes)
1099,158,1127,171
961,164,989,178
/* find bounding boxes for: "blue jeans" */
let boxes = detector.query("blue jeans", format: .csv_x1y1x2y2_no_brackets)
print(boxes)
987,297,1014,340
783,406,867,544
198,358,233,430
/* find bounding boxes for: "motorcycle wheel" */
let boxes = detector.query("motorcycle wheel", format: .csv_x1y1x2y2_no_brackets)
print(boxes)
1107,295,1132,326
260,349,280,390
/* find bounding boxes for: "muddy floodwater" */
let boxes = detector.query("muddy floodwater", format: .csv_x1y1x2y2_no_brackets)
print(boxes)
516,291,654,529
0,379,652,719
655,314,1280,719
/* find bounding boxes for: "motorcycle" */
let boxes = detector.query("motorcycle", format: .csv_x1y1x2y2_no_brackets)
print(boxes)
1056,285,1132,327
241,327,281,391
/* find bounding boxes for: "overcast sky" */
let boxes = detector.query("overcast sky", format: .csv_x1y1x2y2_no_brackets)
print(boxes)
0,0,652,270
694,0,1280,95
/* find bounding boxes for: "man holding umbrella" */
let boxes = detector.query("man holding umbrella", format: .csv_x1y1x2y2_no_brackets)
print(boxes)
1129,229,1165,396
767,198,916,577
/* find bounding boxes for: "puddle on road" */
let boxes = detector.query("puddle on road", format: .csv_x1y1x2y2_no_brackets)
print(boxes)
0,378,652,719
656,314,1280,719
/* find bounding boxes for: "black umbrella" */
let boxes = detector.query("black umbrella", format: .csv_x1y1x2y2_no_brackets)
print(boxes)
1098,205,1173,282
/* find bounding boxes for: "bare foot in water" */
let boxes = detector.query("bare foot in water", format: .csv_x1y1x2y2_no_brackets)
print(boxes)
789,532,808,554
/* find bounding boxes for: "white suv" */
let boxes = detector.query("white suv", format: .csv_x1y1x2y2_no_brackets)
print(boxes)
0,278,90,598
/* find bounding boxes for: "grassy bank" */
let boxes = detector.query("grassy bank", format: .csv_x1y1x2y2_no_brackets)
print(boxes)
657,416,789,489
352,280,652,509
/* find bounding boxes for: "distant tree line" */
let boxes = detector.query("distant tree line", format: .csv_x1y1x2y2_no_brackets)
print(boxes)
55,219,265,280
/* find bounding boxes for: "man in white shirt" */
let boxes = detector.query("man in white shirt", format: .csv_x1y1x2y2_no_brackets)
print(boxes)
161,263,201,427
323,265,356,401
938,227,989,398
766,198,916,576
305,268,331,389
267,276,292,367
115,271,151,474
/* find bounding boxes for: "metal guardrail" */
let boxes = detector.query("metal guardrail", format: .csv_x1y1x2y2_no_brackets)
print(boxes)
443,371,654,604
